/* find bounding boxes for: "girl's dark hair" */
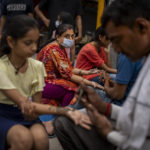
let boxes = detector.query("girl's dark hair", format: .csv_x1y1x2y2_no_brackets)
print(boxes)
0,15,38,57
93,26,107,42
59,11,74,26
56,24,74,36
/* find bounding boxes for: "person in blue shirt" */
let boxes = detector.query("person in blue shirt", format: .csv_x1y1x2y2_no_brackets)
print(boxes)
96,53,143,106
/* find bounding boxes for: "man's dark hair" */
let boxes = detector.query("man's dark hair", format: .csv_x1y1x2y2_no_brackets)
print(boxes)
102,0,150,28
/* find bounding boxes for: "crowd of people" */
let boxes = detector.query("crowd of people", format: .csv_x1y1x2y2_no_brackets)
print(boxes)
0,0,150,150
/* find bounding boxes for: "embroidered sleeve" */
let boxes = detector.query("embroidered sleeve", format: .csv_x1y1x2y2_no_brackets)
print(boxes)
50,49,73,80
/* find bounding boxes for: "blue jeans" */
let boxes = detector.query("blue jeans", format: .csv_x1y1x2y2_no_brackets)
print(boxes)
95,89,124,106
90,74,116,85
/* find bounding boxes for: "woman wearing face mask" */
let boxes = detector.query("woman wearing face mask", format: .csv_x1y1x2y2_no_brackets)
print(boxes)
37,24,104,107
53,12,76,63
76,27,117,84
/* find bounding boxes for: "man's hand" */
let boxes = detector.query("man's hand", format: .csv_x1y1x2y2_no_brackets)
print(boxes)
77,85,108,114
87,104,113,138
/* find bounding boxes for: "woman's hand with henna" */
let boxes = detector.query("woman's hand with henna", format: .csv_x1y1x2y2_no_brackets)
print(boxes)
92,81,104,90
66,110,92,130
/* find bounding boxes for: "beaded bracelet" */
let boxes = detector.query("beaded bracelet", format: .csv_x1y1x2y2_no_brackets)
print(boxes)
104,103,111,116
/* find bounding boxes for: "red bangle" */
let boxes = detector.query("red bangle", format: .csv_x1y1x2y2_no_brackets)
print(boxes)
104,103,111,116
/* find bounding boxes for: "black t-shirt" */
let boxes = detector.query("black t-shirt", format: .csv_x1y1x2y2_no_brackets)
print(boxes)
1,0,33,17
38,0,82,28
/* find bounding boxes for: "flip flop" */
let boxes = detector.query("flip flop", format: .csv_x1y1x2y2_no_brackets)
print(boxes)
48,133,56,138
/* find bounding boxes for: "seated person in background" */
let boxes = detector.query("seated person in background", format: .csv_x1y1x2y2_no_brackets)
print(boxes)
37,24,104,107
52,11,75,63
37,24,103,134
76,26,117,84
98,53,143,106
0,15,91,150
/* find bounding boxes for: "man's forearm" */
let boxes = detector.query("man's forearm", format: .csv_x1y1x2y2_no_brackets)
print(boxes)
34,5,50,27
76,15,82,38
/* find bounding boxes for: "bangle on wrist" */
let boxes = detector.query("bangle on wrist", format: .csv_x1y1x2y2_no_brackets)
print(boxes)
104,103,111,116
79,70,82,75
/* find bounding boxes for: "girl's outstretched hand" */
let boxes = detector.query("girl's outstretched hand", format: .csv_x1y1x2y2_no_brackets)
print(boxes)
66,110,92,130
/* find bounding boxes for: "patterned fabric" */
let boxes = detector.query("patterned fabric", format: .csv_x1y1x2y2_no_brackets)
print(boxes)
37,43,78,92
41,98,60,106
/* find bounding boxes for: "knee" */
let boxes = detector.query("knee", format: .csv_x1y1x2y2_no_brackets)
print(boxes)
12,128,33,149
34,131,49,149
31,124,49,150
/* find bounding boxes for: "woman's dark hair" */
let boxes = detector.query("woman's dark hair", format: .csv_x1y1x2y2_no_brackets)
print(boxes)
56,24,74,36
59,11,74,26
0,15,38,56
38,24,74,50
93,26,107,42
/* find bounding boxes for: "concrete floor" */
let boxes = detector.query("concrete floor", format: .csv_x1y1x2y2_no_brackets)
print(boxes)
49,137,63,150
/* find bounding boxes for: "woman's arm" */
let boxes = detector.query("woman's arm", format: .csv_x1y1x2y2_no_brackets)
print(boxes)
101,63,117,74
73,68,101,75
71,74,104,90
73,68,90,75
32,103,92,130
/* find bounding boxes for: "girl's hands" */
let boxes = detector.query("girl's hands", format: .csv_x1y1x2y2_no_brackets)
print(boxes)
20,99,38,121
66,110,92,130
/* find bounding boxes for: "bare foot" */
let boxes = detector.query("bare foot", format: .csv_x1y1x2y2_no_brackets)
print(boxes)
43,121,54,135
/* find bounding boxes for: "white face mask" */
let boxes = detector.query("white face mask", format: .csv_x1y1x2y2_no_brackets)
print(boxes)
61,38,74,48
55,20,61,28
